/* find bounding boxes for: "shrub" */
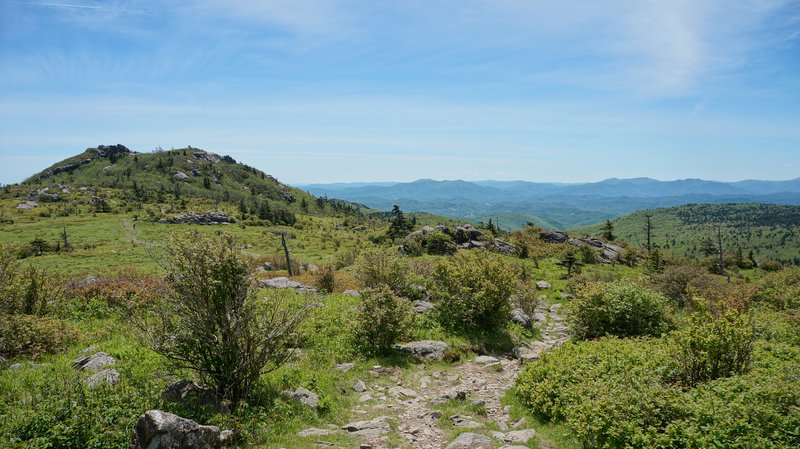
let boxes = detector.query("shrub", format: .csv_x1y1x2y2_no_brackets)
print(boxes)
353,288,414,354
332,248,359,269
425,231,456,255
669,306,755,387
565,281,670,339
512,280,539,317
353,248,410,294
0,314,80,358
650,264,727,307
431,251,515,333
759,259,783,272
755,267,800,309
137,231,308,407
313,265,335,293
577,244,596,264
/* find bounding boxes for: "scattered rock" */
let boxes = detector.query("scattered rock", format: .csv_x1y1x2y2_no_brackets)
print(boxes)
495,420,510,431
174,171,190,181
85,368,119,387
343,290,360,297
129,410,222,449
171,211,234,225
502,429,536,444
498,446,530,449
163,380,228,414
353,380,367,393
393,340,449,361
411,300,435,314
358,394,373,403
492,238,517,254
512,343,548,363
535,281,551,290
450,415,483,428
342,416,392,438
430,390,467,406
388,386,417,398
512,417,528,429
297,428,339,437
335,362,354,372
444,432,493,449
290,387,320,409
72,352,115,371
510,308,532,328
259,277,317,294
262,262,274,271
474,355,499,364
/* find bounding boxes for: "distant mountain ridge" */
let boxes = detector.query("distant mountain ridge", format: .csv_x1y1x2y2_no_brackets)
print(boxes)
298,177,800,229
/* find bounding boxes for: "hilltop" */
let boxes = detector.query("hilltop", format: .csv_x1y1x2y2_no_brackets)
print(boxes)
572,203,800,266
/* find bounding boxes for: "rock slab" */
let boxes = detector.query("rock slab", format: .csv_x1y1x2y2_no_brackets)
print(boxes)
130,410,221,449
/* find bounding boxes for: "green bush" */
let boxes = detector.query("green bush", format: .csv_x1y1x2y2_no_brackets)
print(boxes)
670,306,755,387
431,250,515,333
332,248,359,269
756,267,800,309
565,281,670,339
516,337,800,449
650,263,727,307
313,265,335,294
425,231,456,255
353,248,410,294
0,314,80,358
137,231,308,407
759,259,783,272
353,288,414,354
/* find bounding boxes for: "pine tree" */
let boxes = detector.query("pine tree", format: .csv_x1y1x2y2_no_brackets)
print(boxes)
601,220,615,241
387,205,413,240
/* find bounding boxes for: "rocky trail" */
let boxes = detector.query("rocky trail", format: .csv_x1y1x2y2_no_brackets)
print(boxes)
297,302,570,449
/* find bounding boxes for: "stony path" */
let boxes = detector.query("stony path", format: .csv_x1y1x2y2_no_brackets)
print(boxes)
298,302,571,449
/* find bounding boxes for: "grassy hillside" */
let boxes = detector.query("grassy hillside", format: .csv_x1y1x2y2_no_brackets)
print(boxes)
572,203,800,266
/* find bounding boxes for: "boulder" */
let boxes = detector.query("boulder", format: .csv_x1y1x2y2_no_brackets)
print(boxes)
412,300,435,314
171,211,234,225
174,171,190,181
492,238,518,254
342,289,359,297
163,380,228,414
353,380,367,393
535,281,551,290
510,308,531,328
350,226,367,231
88,144,131,158
393,340,449,361
335,362,354,372
290,387,319,409
444,432,494,449
539,231,569,243
259,277,317,294
129,410,222,449
85,368,119,387
341,416,392,438
502,429,537,444
450,415,483,428
72,352,115,371
454,225,484,243
193,151,222,163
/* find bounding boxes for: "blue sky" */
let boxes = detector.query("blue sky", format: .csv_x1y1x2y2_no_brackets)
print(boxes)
1,0,799,185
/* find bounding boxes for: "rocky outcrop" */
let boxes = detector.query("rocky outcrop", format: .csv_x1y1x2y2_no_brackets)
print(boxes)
393,340,449,360
87,144,131,158
259,277,317,294
33,159,92,181
192,151,222,164
72,352,115,371
174,171,190,181
130,410,222,449
540,230,625,263
169,211,234,225
399,224,518,255
539,230,569,243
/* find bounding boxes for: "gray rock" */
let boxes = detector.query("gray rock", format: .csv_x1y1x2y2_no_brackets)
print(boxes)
335,362,354,372
259,277,317,294
341,416,392,438
502,429,536,444
388,386,417,398
474,355,499,364
392,340,449,361
218,430,233,445
550,303,562,311
351,226,367,231
291,387,319,409
512,417,528,429
450,415,483,428
342,290,359,297
163,380,227,414
412,300,435,314
539,231,569,243
535,281,551,290
444,432,494,449
532,312,548,323
353,380,367,393
454,224,484,244
512,342,548,363
297,428,339,437
510,308,531,328
72,352,115,371
498,446,530,449
79,345,100,355
430,390,467,406
193,151,222,163
171,211,234,225
262,262,274,271
495,419,509,431
85,368,119,387
358,394,373,403
130,409,222,449
174,171,190,181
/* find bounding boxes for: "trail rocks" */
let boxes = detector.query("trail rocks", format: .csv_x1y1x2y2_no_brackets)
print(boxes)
510,308,531,328
259,277,317,294
444,432,494,449
170,211,234,225
474,355,500,364
130,410,222,449
341,416,392,438
353,380,367,393
297,428,339,437
72,352,115,371
335,362,354,372
450,415,483,428
393,340,449,361
85,368,119,387
502,428,537,444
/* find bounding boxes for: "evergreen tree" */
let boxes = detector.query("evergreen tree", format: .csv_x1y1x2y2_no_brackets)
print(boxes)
387,205,413,240
557,250,582,279
601,220,615,241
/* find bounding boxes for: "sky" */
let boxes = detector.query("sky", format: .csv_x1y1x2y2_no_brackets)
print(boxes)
1,0,799,185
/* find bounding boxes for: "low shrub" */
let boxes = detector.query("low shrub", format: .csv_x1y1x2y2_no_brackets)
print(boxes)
755,267,800,310
332,248,359,269
670,306,755,387
353,248,410,294
425,231,456,255
564,281,670,339
353,288,414,354
312,265,335,293
431,250,515,333
0,314,80,358
650,263,727,307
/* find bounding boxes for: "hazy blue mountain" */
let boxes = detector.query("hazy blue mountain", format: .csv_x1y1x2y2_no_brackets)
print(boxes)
300,177,800,230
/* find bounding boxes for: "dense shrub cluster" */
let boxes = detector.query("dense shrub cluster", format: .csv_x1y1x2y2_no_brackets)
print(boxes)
756,267,800,309
354,248,411,294
431,251,515,333
353,288,414,353
516,337,800,449
650,264,727,306
564,281,670,339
